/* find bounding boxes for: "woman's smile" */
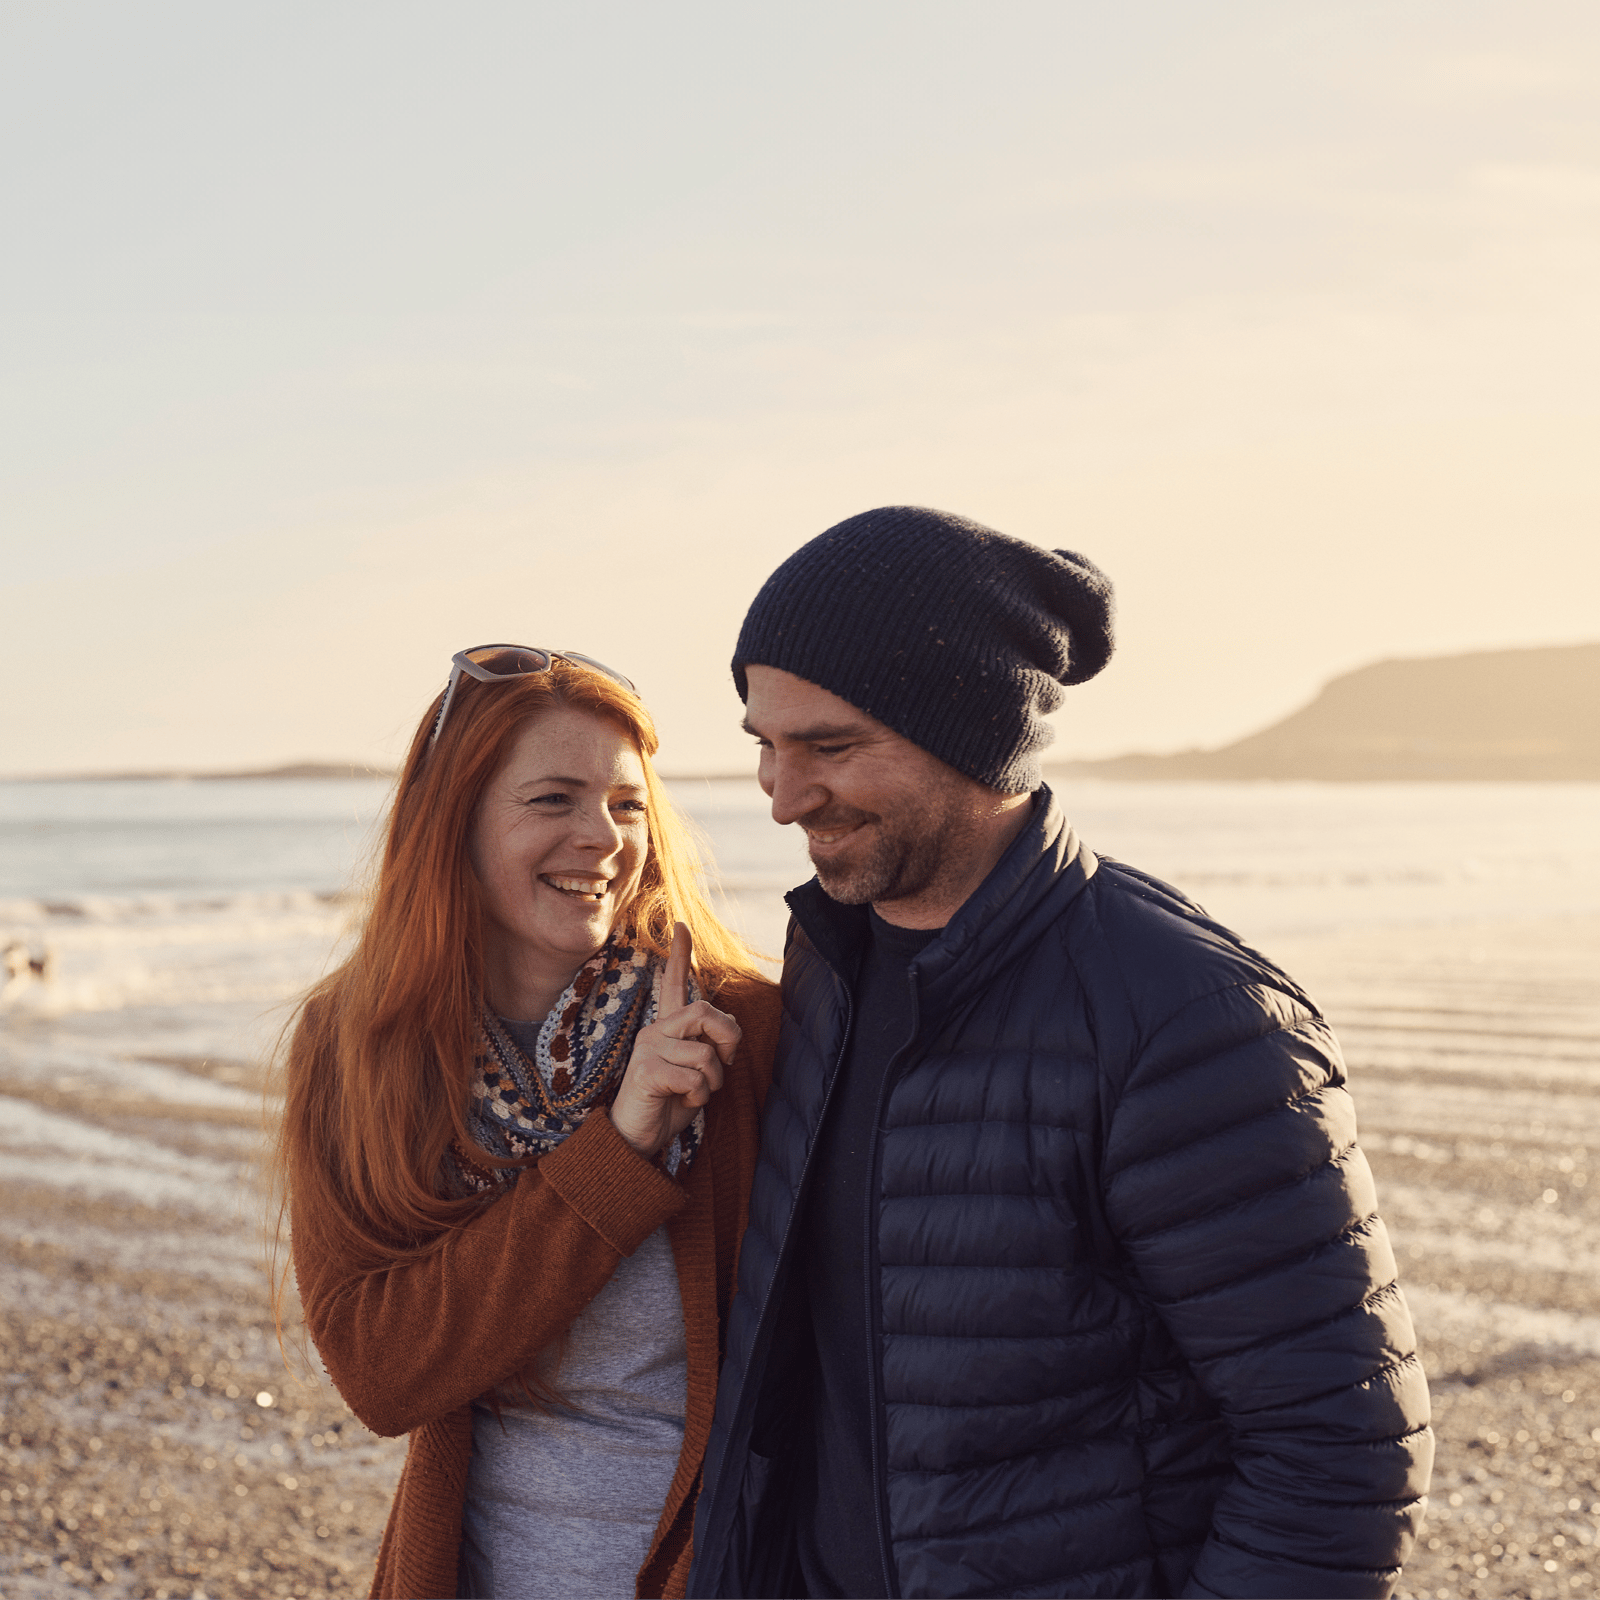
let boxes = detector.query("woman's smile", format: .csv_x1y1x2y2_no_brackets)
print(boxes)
541,873,613,901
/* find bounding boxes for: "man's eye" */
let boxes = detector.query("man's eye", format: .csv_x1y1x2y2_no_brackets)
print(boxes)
813,744,849,756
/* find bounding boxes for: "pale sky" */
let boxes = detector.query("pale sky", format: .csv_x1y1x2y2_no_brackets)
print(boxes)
3,2,1597,776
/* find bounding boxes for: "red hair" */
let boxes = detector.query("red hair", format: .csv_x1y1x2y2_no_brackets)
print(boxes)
270,660,761,1305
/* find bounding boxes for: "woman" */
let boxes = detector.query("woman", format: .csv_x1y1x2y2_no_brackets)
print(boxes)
272,646,779,1600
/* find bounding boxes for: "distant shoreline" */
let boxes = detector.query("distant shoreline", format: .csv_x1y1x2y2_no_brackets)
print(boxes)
0,762,397,783
0,763,765,784
7,764,1597,788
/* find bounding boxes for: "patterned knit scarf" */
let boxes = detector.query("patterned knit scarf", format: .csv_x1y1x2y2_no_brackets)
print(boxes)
444,935,705,1197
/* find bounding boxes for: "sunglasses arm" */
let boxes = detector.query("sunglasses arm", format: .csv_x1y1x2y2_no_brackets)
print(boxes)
426,664,466,751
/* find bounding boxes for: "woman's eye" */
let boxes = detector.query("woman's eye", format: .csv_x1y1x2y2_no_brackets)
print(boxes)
529,792,569,807
612,799,648,816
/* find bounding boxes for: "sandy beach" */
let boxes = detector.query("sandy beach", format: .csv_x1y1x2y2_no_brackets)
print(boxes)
0,1045,408,1600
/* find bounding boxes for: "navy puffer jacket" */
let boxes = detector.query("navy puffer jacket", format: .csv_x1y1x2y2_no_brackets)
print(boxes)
689,791,1431,1599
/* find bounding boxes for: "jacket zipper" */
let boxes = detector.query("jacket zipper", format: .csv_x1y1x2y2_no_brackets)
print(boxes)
864,969,921,1600
711,966,856,1591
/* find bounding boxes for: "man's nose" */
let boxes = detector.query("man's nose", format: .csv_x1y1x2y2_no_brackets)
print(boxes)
763,750,825,827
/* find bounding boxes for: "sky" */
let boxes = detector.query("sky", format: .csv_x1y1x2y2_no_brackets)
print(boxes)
2,1,1598,776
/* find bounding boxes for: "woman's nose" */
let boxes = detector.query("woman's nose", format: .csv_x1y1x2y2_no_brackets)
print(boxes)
571,801,625,852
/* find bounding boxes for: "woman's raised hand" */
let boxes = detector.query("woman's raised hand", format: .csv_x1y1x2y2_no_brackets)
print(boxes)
609,923,741,1161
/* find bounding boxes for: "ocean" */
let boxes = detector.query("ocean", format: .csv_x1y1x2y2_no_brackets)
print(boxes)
3,776,1599,1599
4,775,1595,1075
1,775,1596,1215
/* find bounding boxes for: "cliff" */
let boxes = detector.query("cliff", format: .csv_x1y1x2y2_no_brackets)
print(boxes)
1053,642,1600,781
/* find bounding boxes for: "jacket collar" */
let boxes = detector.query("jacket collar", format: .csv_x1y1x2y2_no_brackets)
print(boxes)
784,784,1098,1026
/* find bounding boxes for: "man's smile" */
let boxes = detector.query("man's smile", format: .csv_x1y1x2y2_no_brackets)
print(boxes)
799,809,874,850
804,825,861,847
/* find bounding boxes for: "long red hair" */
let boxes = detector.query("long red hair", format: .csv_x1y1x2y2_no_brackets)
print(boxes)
269,659,760,1303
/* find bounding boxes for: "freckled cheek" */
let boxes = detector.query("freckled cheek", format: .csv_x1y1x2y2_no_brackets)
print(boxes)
617,832,649,899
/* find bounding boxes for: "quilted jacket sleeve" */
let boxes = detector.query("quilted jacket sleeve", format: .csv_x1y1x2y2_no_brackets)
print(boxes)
295,1109,687,1438
1102,979,1433,1599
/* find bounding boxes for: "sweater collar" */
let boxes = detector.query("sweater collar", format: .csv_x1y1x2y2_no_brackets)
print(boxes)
784,784,1097,1022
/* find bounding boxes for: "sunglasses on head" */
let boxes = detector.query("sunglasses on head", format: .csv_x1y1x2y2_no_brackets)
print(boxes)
426,645,637,751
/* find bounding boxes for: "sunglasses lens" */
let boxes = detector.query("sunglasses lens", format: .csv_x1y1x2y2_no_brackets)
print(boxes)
464,646,552,677
559,652,637,692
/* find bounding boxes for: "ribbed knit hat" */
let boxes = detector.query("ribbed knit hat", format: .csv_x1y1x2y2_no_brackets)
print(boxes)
732,506,1114,792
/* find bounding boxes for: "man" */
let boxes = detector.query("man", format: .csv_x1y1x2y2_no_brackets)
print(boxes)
688,507,1432,1600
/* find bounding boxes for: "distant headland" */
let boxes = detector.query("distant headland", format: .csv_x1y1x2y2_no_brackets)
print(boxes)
1050,642,1600,782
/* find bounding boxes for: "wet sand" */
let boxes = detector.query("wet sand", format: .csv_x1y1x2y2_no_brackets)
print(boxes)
1,1053,407,1600
3,917,1598,1598
1275,917,1600,1600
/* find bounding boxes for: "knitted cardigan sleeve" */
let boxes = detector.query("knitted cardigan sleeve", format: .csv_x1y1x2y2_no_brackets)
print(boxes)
1102,979,1433,1599
295,1109,688,1439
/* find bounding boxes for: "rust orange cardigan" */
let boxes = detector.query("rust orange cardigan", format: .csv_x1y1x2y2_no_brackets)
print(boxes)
292,975,780,1600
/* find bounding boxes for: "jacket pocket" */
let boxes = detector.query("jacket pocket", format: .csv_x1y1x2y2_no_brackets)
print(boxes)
731,1447,773,1549
727,1448,802,1599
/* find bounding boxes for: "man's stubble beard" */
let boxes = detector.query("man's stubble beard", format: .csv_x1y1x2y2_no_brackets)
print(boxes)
809,787,979,909
811,818,939,906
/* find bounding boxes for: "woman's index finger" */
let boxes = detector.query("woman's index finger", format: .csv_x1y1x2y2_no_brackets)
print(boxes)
663,921,692,1013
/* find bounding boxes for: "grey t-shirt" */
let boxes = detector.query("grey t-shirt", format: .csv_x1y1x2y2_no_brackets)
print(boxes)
457,1223,688,1599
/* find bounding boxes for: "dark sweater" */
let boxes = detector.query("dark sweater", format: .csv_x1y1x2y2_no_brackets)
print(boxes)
796,910,940,1598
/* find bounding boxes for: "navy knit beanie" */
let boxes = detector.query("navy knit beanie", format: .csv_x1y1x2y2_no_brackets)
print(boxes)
732,506,1114,793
